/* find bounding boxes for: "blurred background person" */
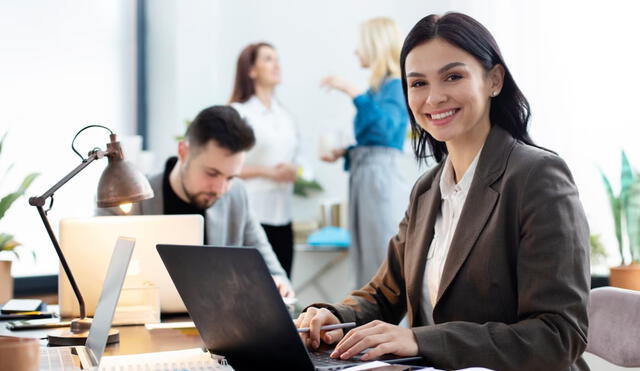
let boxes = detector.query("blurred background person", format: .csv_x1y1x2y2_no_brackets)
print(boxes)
230,42,299,278
320,17,410,288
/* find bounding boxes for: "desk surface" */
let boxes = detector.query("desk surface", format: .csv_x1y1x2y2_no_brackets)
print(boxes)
0,315,204,356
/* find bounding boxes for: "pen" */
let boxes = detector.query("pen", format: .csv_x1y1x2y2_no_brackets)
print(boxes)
0,312,57,321
297,322,356,333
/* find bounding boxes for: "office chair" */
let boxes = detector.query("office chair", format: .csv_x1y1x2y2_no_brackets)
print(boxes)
586,286,640,367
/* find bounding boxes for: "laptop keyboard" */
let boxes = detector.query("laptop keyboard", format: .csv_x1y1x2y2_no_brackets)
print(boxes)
40,347,78,370
309,350,363,368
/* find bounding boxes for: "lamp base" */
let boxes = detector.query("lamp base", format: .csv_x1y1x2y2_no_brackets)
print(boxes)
47,318,119,346
47,328,119,346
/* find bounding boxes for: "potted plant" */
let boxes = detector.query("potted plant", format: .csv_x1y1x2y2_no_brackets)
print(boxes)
601,151,640,290
0,132,39,303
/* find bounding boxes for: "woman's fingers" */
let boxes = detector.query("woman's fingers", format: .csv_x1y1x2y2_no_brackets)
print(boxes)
336,333,389,360
322,328,344,344
329,321,419,361
360,342,395,361
320,76,333,87
320,75,341,90
308,309,331,348
296,308,340,349
295,308,317,346
360,326,418,360
331,321,383,357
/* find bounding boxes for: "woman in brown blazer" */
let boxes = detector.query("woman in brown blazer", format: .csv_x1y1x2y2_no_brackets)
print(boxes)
296,12,590,371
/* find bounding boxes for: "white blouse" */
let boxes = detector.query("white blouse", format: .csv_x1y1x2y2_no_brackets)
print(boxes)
421,149,481,313
232,96,298,226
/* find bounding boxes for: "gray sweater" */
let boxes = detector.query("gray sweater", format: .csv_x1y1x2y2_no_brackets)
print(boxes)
97,172,290,285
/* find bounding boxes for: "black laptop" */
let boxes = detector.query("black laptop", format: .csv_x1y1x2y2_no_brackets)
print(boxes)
156,244,421,371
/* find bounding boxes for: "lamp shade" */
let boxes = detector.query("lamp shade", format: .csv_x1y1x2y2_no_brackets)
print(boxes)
96,137,154,208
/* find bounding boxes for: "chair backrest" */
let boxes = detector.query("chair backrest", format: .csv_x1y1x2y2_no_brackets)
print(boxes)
586,286,640,367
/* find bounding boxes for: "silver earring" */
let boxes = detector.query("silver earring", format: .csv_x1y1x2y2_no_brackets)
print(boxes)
491,91,498,97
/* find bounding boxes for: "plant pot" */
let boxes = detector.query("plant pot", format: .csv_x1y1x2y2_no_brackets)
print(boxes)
609,263,640,291
0,260,13,303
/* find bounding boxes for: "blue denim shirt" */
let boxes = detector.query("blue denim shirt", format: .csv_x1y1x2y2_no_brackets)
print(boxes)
345,78,408,170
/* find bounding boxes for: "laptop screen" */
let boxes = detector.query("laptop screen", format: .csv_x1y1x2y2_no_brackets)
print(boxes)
59,215,203,316
85,237,135,364
157,245,316,370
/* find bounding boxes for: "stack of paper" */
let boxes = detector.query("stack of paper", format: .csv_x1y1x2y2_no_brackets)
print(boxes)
99,348,233,371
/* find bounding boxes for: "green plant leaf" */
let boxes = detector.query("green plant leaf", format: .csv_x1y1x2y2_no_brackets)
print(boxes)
600,169,625,265
0,234,22,261
627,180,640,263
0,233,14,250
620,151,635,219
0,192,25,219
3,240,20,251
621,151,635,196
0,231,29,261
0,172,39,220
19,172,39,191
293,178,323,198
589,234,608,265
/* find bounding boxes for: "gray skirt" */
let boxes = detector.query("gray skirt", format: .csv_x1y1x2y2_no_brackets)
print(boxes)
348,146,410,288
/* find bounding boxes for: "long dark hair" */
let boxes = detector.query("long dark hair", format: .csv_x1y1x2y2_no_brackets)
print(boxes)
400,13,534,163
229,42,274,104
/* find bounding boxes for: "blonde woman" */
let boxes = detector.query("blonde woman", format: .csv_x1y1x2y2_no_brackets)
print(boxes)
321,17,409,288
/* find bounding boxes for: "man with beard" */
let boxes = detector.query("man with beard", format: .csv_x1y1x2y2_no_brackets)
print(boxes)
99,105,293,296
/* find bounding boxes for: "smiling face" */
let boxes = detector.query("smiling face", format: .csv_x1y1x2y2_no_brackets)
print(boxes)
250,45,281,87
405,38,503,148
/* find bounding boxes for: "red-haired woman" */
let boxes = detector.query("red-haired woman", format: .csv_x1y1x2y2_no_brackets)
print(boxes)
230,42,298,278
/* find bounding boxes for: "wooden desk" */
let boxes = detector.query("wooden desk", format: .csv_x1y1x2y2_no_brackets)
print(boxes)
0,315,204,356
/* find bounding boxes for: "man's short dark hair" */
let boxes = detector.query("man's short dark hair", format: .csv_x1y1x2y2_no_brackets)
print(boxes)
184,105,255,153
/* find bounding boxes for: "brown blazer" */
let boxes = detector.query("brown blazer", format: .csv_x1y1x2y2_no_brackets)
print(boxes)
318,126,590,371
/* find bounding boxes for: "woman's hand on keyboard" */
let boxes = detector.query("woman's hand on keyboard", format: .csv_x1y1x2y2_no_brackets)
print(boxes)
329,320,418,361
295,307,343,349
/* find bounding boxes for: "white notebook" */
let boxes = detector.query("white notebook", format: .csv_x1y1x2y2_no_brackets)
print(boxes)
99,348,233,371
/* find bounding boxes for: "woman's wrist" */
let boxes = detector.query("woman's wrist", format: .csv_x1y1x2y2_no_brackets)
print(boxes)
345,86,361,98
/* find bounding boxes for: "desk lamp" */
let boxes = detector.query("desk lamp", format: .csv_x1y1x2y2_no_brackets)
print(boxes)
28,125,153,346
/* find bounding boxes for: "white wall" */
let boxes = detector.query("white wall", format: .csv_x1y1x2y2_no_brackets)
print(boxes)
145,0,640,270
0,1,136,276
145,0,442,221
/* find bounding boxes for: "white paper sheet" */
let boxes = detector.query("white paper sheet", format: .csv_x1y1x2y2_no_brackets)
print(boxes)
144,321,196,330
99,347,232,370
341,361,392,370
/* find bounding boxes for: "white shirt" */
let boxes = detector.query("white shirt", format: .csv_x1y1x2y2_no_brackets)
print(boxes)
421,149,482,312
232,96,298,226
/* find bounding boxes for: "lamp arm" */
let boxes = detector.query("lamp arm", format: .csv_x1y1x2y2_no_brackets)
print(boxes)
34,204,87,319
28,149,106,320
30,150,105,203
